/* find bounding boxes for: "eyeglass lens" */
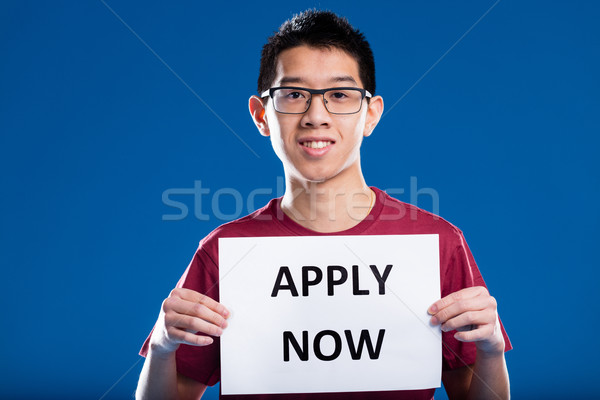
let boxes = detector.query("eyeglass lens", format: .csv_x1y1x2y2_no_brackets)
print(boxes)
272,88,364,114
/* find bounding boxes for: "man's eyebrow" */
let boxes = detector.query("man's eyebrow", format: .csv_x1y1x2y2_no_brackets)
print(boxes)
278,77,305,86
277,75,359,86
330,75,358,85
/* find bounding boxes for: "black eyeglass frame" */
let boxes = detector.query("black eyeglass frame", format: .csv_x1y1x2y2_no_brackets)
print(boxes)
260,86,373,115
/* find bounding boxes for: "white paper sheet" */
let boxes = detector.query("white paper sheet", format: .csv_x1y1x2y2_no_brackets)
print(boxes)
219,234,441,395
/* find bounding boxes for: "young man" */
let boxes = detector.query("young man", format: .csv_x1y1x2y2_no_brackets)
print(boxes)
137,10,511,400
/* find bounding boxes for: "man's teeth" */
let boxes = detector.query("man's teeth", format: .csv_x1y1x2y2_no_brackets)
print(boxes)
303,141,332,149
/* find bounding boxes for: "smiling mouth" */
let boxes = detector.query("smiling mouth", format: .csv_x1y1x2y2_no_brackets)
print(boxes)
300,140,333,149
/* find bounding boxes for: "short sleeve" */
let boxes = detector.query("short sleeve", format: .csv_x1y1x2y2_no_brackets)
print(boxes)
441,231,512,370
139,245,222,386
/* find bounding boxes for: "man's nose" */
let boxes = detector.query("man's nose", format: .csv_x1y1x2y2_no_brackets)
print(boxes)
308,94,329,111
302,94,331,126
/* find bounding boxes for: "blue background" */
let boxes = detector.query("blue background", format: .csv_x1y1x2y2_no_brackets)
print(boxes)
1,1,598,399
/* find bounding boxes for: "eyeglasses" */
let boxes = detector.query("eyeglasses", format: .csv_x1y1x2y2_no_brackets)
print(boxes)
260,86,372,115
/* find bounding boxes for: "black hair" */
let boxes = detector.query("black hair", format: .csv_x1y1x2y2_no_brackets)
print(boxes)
257,10,376,95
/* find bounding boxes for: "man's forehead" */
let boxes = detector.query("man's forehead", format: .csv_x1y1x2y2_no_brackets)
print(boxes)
273,45,362,87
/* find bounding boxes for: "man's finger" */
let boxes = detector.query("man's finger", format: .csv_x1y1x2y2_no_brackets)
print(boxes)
168,298,228,329
454,324,494,343
439,309,495,332
166,326,214,347
171,288,230,318
428,286,487,315
429,294,489,325
165,313,225,338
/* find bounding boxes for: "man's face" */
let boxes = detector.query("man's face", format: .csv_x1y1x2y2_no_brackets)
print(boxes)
257,45,382,186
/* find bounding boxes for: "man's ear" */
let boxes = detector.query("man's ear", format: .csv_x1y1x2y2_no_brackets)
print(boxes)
249,95,270,137
363,95,384,137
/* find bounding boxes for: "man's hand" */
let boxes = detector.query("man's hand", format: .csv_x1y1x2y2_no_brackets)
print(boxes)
149,288,230,356
428,286,505,355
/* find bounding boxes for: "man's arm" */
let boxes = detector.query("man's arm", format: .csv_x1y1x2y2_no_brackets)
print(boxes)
137,349,208,400
430,286,510,400
136,288,229,400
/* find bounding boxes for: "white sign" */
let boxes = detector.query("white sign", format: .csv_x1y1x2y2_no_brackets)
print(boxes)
219,234,441,395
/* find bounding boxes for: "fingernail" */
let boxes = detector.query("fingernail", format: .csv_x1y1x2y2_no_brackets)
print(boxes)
430,316,439,325
428,305,437,314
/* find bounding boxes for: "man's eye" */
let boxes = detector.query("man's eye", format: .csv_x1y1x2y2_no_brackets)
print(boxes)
331,92,348,99
286,91,305,99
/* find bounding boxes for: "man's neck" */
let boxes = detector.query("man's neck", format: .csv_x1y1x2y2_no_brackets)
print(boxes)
280,169,374,233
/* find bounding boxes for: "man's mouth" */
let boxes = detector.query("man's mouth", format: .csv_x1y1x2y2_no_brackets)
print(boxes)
301,140,333,149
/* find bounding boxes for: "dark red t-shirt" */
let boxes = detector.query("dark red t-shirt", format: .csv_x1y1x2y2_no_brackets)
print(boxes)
141,188,512,399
